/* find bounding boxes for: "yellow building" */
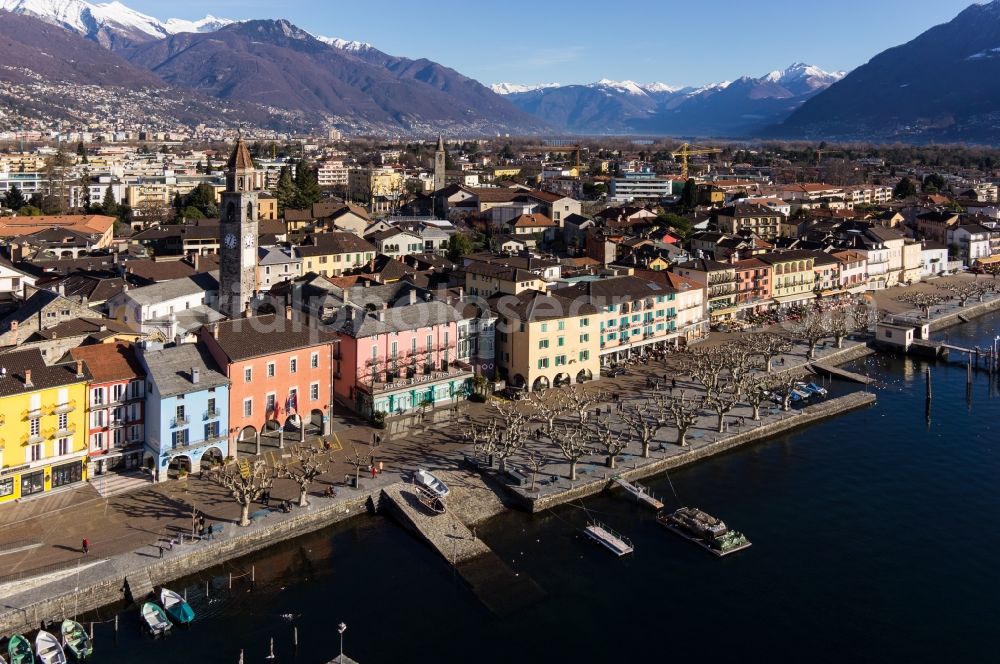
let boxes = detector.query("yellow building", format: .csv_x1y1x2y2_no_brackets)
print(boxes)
492,167,522,179
494,291,601,392
347,167,405,214
297,232,377,278
758,250,817,307
0,349,89,504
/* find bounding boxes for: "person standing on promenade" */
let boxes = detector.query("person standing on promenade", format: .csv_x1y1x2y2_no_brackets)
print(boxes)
82,538,89,555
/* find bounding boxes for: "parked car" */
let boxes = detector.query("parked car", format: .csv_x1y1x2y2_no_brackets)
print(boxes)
604,366,627,377
413,469,450,498
498,387,525,400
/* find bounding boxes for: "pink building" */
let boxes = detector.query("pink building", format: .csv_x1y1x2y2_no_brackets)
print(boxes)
334,300,473,418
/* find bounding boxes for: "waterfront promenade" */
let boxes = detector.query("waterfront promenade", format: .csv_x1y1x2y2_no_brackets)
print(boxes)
3,296,994,636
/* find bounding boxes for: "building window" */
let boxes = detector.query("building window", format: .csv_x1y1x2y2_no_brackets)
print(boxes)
58,438,70,456
310,383,320,401
21,471,44,496
243,398,253,418
244,367,253,382
30,418,40,437
558,337,565,347
266,393,277,413
579,350,590,361
539,340,549,349
172,430,188,448
540,323,548,333
311,352,319,369
205,421,220,440
288,388,298,411
555,355,566,366
290,358,298,374
30,443,43,461
208,398,217,417
0,477,13,497
580,318,589,327
267,362,276,378
537,358,549,369
580,333,589,343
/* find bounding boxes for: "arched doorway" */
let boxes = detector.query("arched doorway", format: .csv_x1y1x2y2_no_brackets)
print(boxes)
532,376,550,392
239,425,258,442
309,409,324,435
511,374,526,389
261,419,283,449
554,372,571,387
257,302,276,316
576,368,593,383
167,455,191,479
284,414,303,432
202,447,224,469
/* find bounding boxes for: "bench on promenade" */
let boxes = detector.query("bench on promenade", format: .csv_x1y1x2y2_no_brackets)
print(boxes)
505,466,528,487
249,509,271,523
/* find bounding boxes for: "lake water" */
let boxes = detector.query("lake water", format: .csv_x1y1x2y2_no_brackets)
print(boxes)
81,314,1000,664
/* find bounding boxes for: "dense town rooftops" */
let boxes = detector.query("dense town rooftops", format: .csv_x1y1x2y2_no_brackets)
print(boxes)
121,272,218,307
0,215,115,238
208,313,338,361
69,342,143,383
489,290,598,322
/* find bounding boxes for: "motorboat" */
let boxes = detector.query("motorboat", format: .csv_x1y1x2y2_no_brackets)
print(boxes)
141,601,173,636
6,634,32,664
34,631,66,664
797,381,828,397
159,588,195,625
60,620,93,660
413,469,450,498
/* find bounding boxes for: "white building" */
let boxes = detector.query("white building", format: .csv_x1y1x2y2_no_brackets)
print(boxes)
920,241,950,278
609,170,672,202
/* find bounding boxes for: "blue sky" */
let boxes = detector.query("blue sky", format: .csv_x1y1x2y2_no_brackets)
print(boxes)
127,0,980,86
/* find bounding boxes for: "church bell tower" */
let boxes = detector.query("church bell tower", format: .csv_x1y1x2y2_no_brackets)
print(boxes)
218,138,259,319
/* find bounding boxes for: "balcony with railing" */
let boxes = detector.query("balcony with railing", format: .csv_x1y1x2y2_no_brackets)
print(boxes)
51,400,77,415
171,415,190,428
204,408,222,421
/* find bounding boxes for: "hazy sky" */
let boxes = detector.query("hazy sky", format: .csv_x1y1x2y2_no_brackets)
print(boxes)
126,0,980,86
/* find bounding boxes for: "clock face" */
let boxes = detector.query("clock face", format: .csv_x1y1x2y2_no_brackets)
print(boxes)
224,233,237,249
244,235,254,248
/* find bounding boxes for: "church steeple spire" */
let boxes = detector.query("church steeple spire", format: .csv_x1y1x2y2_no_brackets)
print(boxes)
226,138,256,192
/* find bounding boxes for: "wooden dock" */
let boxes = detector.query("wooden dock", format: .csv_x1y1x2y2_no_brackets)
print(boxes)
609,476,663,510
584,521,634,557
809,362,872,385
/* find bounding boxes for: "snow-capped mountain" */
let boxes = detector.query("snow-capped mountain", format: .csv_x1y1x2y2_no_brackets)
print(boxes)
500,64,845,136
0,0,235,46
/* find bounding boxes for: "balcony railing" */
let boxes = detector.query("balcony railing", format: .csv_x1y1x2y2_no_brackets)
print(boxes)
204,409,222,420
52,400,77,414
171,415,190,428
26,433,44,445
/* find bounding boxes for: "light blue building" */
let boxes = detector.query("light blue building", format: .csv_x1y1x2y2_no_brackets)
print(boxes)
138,343,231,481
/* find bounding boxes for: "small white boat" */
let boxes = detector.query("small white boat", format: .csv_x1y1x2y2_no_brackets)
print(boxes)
141,601,172,636
34,630,66,664
159,588,195,625
413,469,449,498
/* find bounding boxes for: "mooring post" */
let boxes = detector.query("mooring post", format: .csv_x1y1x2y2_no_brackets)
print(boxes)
968,357,973,386
294,626,299,650
114,614,118,644
926,367,932,401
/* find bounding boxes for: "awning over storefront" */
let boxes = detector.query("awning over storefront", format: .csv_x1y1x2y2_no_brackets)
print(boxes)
772,293,815,305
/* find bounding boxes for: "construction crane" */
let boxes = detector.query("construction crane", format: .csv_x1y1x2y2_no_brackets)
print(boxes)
670,143,722,180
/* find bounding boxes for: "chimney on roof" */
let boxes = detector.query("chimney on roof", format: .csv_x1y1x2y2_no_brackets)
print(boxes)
458,286,464,300
212,322,219,339
192,367,200,384
76,360,84,378
24,369,32,388
408,289,416,305
285,304,293,320
376,310,385,322
193,253,200,272
345,306,354,323
58,283,65,296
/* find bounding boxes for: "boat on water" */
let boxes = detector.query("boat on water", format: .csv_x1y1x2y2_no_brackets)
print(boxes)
583,520,634,557
160,588,196,625
60,620,93,660
7,635,32,664
796,381,828,397
656,506,752,557
34,630,67,664
141,601,173,636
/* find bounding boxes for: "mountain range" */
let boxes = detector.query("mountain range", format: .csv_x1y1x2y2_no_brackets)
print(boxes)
774,0,1000,143
0,0,998,141
492,64,845,136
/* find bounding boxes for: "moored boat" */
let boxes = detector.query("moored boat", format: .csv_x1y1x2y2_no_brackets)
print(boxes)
34,630,67,664
656,506,752,557
141,601,173,636
160,588,195,625
60,620,93,660
6,635,32,664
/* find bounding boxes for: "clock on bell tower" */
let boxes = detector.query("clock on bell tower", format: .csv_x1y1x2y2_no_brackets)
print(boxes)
218,138,260,319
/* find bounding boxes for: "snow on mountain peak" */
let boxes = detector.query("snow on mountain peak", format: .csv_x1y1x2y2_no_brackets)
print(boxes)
592,79,648,96
490,82,561,95
315,35,374,52
163,14,234,35
764,63,846,90
641,82,679,93
0,0,235,39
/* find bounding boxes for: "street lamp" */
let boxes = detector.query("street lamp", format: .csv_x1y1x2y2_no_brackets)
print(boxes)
338,622,347,663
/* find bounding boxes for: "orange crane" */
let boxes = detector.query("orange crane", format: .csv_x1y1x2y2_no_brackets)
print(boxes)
670,143,722,180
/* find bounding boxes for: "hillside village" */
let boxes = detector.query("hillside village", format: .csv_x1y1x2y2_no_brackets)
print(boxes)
0,134,999,504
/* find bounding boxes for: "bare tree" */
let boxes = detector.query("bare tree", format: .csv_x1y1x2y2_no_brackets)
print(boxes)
550,424,590,480
466,417,500,465
771,373,801,412
526,389,568,434
491,401,528,471
744,333,793,373
664,392,701,446
896,291,946,319
563,385,604,425
852,302,877,334
828,309,852,349
743,374,772,421
587,415,630,469
677,347,727,393
703,387,739,433
346,443,374,488
520,449,545,492
789,309,833,360
620,400,665,459
274,445,328,507
211,459,275,527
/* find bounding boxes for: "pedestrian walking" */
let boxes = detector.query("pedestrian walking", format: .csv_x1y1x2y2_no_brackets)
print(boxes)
379,461,384,473
262,489,270,506
82,538,89,555
371,465,377,479
672,378,677,389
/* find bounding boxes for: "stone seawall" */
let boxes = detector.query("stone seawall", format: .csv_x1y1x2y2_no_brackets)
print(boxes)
510,391,877,513
926,296,1000,332
0,492,375,638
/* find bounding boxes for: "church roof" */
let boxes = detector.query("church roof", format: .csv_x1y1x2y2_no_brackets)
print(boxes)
226,138,255,171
